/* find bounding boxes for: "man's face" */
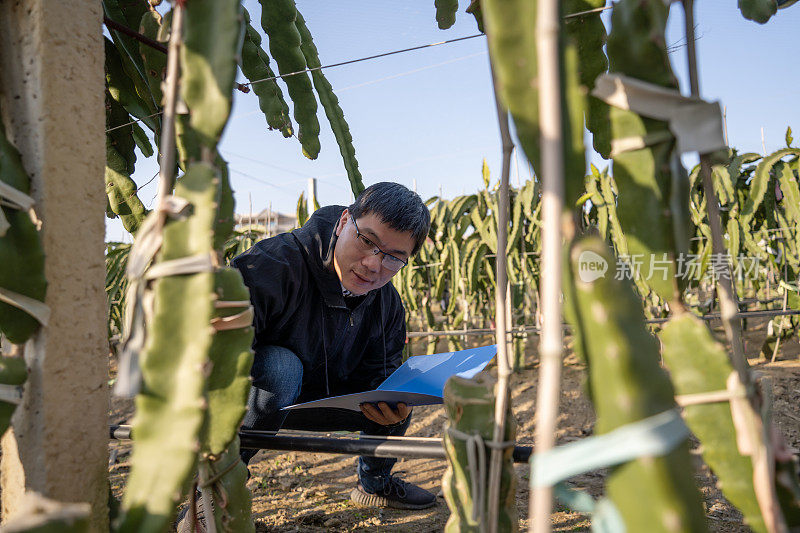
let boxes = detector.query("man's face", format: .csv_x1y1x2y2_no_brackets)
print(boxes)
333,209,415,296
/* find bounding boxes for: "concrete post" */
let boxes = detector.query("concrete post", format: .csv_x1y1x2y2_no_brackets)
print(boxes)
307,177,317,215
0,2,109,531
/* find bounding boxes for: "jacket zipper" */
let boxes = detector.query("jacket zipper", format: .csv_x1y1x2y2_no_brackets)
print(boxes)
349,312,354,326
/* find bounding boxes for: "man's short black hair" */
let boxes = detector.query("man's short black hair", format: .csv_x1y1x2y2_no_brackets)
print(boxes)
348,182,430,256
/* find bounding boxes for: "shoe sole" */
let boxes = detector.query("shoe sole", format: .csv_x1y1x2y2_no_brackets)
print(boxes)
349,488,436,510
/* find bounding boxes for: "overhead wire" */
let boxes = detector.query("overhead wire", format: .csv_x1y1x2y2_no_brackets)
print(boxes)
228,168,305,193
221,150,352,192
104,33,484,134
335,51,487,93
242,33,485,89
104,3,613,134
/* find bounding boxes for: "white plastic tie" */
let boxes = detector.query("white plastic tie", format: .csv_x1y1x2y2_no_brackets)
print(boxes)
211,307,254,331
530,409,689,488
0,287,49,326
0,181,35,237
0,181,35,211
447,426,487,529
592,73,726,155
144,253,215,280
0,383,23,405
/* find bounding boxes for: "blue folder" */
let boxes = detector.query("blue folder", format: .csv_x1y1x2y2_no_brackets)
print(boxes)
283,344,497,412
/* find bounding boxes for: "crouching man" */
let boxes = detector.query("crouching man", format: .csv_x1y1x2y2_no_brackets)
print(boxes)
232,182,435,509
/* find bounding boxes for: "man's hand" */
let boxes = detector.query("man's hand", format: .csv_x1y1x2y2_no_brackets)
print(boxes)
360,401,411,426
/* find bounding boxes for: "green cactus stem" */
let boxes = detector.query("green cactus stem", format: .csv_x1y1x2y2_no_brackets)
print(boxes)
202,268,254,456
739,0,778,23
605,0,685,303
240,8,293,137
0,108,47,344
442,373,517,532
661,313,800,532
481,0,540,171
565,236,707,533
482,0,585,205
198,438,254,533
105,90,148,235
139,11,169,108
741,148,800,228
105,36,160,134
295,12,364,196
258,0,321,159
181,0,243,150
565,0,610,158
102,0,161,130
118,163,217,533
435,0,459,29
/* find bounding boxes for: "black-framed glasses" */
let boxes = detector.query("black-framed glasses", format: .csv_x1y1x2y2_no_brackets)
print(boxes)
350,215,408,272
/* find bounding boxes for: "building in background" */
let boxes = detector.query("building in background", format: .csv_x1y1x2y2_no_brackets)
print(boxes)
234,209,296,237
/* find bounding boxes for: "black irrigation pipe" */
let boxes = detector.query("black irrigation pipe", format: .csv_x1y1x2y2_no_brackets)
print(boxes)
406,308,800,338
109,425,534,464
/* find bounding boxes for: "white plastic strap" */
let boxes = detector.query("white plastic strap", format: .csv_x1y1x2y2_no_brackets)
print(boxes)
447,426,487,528
0,181,35,211
592,73,726,155
0,211,8,237
211,307,254,331
674,372,753,455
125,195,191,279
214,300,251,309
144,253,215,280
610,131,674,158
675,385,746,407
0,181,36,237
116,195,195,399
0,383,24,405
0,287,50,326
530,409,689,488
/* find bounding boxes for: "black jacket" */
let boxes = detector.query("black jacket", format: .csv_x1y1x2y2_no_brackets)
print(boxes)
232,205,406,397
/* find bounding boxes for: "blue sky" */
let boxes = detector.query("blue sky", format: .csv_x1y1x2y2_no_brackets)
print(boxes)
108,1,800,242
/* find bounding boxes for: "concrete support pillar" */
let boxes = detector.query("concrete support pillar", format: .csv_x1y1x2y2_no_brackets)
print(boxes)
0,2,109,531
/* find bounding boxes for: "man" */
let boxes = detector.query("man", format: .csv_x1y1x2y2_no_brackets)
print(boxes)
232,182,435,509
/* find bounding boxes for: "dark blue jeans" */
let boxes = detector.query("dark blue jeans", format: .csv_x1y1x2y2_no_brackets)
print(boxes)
240,345,411,492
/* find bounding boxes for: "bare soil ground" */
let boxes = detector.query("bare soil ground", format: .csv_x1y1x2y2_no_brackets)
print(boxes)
108,317,800,532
